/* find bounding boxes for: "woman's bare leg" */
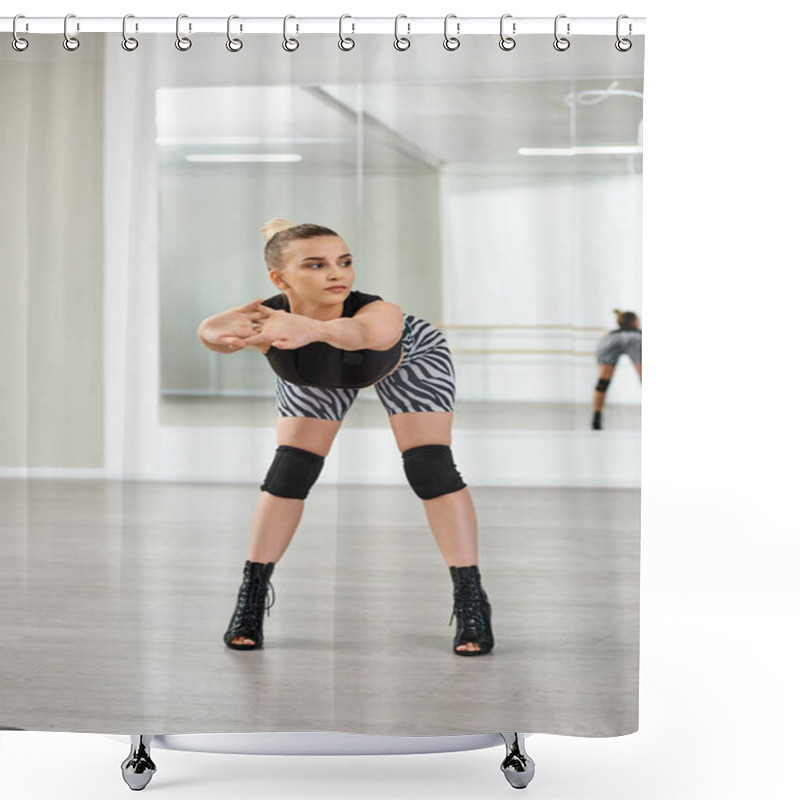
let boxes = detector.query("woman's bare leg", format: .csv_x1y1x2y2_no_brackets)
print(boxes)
593,364,616,412
245,494,304,565
388,411,482,652
231,416,341,646
418,489,478,567
245,417,341,563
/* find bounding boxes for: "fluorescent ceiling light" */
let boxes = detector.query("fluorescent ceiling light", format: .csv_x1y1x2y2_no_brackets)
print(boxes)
185,154,303,163
518,146,642,156
158,137,348,145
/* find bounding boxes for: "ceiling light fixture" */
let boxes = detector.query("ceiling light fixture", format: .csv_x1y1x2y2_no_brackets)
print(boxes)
184,154,303,163
518,146,642,156
159,137,349,145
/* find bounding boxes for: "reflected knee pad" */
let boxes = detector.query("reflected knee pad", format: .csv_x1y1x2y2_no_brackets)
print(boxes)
402,444,467,500
260,446,324,499
595,378,611,392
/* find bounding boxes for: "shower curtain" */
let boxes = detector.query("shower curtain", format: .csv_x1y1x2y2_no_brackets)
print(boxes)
1,21,643,740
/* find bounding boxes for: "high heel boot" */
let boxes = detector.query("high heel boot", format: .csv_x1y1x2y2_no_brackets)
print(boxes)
223,560,275,650
449,565,494,656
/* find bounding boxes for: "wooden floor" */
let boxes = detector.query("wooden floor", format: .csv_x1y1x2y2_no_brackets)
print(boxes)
1,479,639,737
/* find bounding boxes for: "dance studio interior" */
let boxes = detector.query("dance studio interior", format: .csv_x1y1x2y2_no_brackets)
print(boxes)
1,34,642,737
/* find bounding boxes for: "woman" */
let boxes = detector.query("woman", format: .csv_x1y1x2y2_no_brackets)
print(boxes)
592,309,642,430
197,219,493,656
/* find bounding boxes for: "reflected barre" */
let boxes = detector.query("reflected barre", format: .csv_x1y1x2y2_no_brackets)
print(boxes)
436,323,608,357
437,324,607,331
451,349,598,356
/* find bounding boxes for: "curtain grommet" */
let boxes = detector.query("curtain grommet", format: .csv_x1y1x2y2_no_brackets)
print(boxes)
121,14,139,51
615,15,632,51
226,15,243,52
443,14,460,51
282,15,299,51
499,14,516,51
394,15,411,51
553,14,570,51
338,14,355,51
175,14,192,51
63,14,80,51
12,15,29,51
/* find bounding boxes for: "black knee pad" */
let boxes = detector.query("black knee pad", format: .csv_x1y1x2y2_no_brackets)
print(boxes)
595,378,611,392
260,446,324,500
401,444,467,500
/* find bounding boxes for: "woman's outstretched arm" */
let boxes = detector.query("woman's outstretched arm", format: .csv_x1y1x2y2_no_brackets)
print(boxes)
330,301,403,351
243,301,403,352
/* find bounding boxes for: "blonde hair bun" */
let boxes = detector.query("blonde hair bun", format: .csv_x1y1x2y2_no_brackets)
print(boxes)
260,218,294,243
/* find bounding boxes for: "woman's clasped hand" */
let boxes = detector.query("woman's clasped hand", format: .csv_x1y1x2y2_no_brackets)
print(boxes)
201,298,318,352
242,307,320,350
200,298,270,350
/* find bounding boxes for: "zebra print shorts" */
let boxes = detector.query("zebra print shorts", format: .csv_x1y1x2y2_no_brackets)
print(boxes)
274,314,457,420
596,331,642,366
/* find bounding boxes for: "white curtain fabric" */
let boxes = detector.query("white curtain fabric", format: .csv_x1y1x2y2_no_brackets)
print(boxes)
1,31,643,736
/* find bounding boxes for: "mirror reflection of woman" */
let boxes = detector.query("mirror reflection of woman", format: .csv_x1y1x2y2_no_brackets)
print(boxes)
197,219,494,656
592,310,642,430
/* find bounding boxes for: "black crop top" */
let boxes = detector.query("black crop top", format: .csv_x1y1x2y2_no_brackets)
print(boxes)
260,290,403,389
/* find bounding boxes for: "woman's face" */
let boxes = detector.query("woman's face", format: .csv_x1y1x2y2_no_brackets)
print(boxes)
270,236,355,304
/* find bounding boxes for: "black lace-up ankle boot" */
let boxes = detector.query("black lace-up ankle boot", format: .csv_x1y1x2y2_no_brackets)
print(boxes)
223,560,276,650
449,565,494,656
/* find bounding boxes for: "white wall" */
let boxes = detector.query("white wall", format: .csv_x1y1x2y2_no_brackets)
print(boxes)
0,40,106,469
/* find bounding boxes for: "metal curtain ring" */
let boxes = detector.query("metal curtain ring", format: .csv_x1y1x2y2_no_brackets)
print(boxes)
499,14,516,50
175,14,192,51
338,14,355,51
394,15,410,51
283,15,299,51
122,14,139,51
615,15,632,51
553,14,570,51
226,15,243,51
443,14,460,51
12,15,29,51
63,14,80,51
